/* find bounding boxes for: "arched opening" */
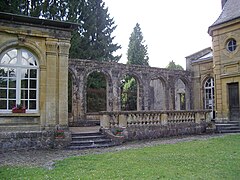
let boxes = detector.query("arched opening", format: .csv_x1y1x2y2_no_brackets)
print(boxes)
86,71,107,112
120,75,138,111
204,77,215,119
150,78,166,110
175,79,187,110
0,48,39,113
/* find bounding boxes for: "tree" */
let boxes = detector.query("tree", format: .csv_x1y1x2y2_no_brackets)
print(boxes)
166,60,184,70
69,0,121,62
0,0,121,62
127,23,149,66
121,23,149,110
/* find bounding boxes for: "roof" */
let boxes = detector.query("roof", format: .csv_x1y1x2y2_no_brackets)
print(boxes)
210,0,240,27
0,12,79,31
186,47,212,60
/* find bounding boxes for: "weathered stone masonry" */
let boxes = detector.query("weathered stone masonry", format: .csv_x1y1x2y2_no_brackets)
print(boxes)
69,59,193,123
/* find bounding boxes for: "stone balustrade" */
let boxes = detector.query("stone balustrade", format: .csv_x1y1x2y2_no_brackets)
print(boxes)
100,110,211,129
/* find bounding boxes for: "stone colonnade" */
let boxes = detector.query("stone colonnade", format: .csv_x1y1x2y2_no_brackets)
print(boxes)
69,59,192,122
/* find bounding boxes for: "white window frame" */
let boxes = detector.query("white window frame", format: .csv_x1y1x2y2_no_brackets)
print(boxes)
204,78,214,118
0,48,39,113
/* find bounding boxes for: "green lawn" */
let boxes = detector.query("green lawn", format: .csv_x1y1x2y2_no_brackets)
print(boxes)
1,134,240,179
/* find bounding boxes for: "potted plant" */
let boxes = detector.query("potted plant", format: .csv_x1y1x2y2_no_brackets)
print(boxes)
115,129,123,136
54,129,65,139
12,104,26,113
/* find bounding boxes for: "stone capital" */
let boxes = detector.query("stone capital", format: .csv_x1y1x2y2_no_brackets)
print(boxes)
45,40,58,55
59,41,71,56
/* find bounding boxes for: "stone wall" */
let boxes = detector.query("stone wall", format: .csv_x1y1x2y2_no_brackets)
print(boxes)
124,122,206,141
100,110,210,142
0,131,71,152
186,48,214,111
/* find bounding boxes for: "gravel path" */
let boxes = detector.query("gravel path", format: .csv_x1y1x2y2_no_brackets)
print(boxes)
0,134,228,169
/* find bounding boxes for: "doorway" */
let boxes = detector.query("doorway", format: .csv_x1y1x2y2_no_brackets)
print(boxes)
228,83,240,121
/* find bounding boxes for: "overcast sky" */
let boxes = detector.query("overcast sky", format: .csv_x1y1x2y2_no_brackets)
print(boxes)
104,0,222,69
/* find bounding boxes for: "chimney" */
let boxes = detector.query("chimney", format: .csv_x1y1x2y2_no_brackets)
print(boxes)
221,0,228,9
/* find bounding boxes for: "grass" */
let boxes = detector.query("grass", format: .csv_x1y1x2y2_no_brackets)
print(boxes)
0,134,240,179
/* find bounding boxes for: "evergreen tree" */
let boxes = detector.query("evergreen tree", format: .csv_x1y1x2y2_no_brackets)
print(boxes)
166,60,184,70
0,0,121,62
69,0,121,62
121,23,149,111
127,23,149,66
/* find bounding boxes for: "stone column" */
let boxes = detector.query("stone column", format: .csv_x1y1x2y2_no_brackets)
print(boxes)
45,38,58,129
142,74,150,110
168,76,175,110
58,40,71,128
78,70,86,120
112,70,121,111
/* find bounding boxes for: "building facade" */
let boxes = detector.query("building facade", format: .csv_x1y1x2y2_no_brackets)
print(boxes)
0,12,76,132
188,0,240,122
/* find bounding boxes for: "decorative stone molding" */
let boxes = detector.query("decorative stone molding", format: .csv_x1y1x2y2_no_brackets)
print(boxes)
45,40,58,55
59,41,71,56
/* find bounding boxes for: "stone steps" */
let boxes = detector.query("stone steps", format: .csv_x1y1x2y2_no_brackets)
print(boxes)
215,121,240,133
69,120,100,127
68,131,115,150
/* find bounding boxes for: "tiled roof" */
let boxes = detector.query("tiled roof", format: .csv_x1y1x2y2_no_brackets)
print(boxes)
211,0,240,27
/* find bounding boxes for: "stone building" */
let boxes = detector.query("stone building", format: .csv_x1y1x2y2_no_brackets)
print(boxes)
0,0,239,150
0,12,77,131
0,12,78,149
187,0,240,122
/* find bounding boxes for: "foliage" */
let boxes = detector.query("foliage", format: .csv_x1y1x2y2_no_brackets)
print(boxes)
121,77,137,111
69,0,122,62
122,23,149,110
0,0,121,62
166,60,184,70
1,135,240,179
127,23,149,66
87,72,106,112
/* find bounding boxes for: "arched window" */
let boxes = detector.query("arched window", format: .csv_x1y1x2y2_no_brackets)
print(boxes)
0,48,39,113
204,78,215,118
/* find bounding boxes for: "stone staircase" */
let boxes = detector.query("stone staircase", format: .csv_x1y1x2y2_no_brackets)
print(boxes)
68,131,116,150
215,121,240,133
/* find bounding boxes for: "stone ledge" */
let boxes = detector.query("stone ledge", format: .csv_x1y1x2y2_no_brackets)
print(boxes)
0,113,40,117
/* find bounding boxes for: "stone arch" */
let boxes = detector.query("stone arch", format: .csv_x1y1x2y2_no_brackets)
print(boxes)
149,75,168,110
119,72,143,111
0,39,46,67
174,76,191,110
84,68,113,113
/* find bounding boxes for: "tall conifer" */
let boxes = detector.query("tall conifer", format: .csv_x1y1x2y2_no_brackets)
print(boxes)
127,23,149,66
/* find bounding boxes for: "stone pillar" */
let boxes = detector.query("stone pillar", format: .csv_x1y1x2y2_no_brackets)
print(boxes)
45,39,58,129
142,75,150,110
161,113,168,125
119,114,127,128
168,76,175,110
100,114,110,129
212,35,223,121
58,41,71,127
112,71,121,111
40,66,47,129
78,72,86,120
